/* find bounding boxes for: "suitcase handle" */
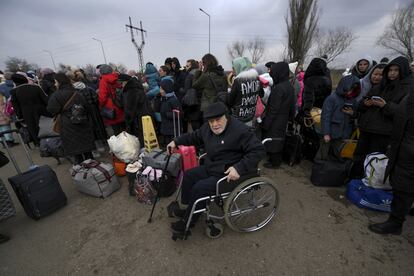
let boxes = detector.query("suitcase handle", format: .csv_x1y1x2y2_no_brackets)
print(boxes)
0,129,35,175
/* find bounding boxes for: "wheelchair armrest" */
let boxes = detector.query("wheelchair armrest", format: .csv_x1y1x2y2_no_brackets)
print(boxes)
215,171,260,196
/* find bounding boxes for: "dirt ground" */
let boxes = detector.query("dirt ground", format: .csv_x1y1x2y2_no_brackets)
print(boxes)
0,144,413,276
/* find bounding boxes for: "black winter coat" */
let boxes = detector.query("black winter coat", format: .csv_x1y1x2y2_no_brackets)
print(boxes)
183,69,202,121
174,116,265,176
358,56,414,135
160,93,182,136
262,62,295,153
47,85,95,156
10,84,49,144
385,92,414,193
302,58,332,112
75,83,107,141
122,77,153,130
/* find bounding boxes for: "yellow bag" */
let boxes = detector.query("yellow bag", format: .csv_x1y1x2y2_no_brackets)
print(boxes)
340,129,360,159
304,108,322,131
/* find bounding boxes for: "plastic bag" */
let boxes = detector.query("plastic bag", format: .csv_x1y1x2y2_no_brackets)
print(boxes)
107,131,140,163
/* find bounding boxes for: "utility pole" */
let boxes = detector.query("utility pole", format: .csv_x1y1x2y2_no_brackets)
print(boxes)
42,49,57,71
125,17,147,72
92,37,107,64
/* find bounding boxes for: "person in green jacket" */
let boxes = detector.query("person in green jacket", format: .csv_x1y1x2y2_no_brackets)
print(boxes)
192,53,228,114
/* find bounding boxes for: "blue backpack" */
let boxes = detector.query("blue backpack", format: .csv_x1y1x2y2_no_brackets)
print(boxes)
346,179,392,212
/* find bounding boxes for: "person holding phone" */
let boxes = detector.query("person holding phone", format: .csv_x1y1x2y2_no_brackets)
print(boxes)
319,75,360,160
351,56,414,179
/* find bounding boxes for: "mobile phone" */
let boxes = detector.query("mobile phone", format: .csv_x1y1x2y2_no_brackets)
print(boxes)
344,103,353,108
371,96,383,100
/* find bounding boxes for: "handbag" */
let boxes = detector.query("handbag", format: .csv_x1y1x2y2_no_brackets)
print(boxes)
182,88,200,106
100,107,115,119
4,98,14,116
340,129,360,159
52,92,78,134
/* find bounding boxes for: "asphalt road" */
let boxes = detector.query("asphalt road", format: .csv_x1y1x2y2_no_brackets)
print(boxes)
0,143,413,275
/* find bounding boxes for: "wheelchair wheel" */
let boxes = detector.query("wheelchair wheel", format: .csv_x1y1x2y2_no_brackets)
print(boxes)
224,177,279,233
205,223,224,239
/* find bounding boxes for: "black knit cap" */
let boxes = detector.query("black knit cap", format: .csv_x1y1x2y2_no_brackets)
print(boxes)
203,102,228,120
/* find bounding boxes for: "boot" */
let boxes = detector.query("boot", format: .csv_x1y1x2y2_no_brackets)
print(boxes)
409,208,414,216
368,217,402,235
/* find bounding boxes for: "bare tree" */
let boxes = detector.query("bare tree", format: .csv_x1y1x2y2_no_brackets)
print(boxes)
5,57,38,73
314,27,356,64
227,40,246,60
285,0,319,64
247,37,266,64
81,64,96,77
377,2,414,61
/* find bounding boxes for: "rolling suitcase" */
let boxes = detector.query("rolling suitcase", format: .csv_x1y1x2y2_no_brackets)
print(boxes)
1,129,67,220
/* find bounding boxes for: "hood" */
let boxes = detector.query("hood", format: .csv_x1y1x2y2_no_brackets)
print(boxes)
335,75,360,97
270,62,290,85
232,57,252,76
145,63,158,75
207,65,225,76
100,72,119,84
254,64,267,75
124,77,144,91
304,58,327,80
383,56,412,82
353,55,372,76
235,68,258,80
360,63,386,88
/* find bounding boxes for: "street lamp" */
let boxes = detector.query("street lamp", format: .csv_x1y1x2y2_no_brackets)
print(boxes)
199,8,211,53
42,49,57,71
92,37,107,64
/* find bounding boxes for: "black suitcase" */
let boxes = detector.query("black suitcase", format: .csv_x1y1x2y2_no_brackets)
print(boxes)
1,129,67,220
282,123,303,166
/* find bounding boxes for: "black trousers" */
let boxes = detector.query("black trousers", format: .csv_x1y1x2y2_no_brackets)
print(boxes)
181,166,222,221
350,131,390,179
391,189,414,224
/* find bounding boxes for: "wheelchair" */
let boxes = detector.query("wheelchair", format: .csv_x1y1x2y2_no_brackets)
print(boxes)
171,170,279,241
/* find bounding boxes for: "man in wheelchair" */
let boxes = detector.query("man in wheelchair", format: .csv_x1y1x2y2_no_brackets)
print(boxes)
167,102,265,234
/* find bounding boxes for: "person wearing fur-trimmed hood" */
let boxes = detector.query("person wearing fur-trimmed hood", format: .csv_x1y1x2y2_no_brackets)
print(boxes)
227,57,264,125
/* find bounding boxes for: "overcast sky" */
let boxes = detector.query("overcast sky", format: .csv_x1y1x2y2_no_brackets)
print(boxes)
0,0,411,71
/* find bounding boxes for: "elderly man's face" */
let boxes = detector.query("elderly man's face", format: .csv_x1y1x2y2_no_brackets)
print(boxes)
208,115,227,135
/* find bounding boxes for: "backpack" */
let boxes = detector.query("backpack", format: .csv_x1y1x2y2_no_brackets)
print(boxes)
362,152,391,190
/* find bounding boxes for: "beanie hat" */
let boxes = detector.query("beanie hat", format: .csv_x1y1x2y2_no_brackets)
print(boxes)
160,78,174,93
99,64,113,75
40,68,54,75
118,73,132,82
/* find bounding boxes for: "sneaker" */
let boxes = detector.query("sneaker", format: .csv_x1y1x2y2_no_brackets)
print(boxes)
171,219,194,232
368,220,402,235
6,141,18,147
0,234,10,244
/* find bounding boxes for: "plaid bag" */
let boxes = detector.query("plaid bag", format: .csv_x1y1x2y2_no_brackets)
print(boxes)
135,170,157,205
0,179,16,222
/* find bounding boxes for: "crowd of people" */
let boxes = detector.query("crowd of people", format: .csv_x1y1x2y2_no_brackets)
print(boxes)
1,53,414,242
